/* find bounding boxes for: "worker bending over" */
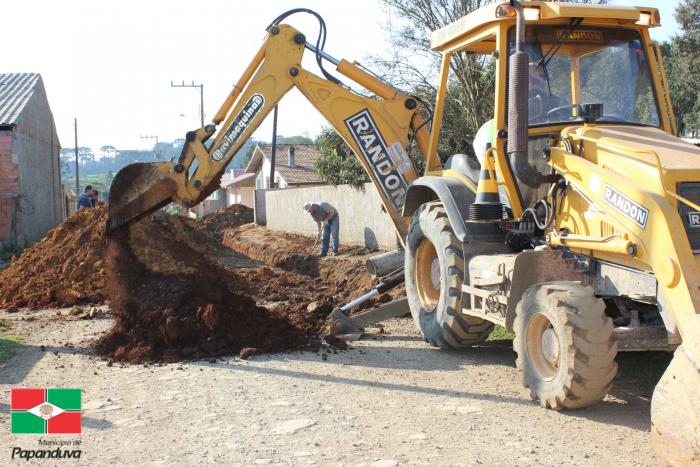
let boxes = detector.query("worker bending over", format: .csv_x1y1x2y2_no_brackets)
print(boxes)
303,201,339,257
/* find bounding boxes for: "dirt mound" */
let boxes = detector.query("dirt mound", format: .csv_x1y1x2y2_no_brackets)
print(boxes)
0,208,239,312
96,213,323,363
197,204,253,241
0,208,108,310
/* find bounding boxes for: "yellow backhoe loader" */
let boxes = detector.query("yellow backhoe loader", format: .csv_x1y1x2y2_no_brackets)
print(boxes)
106,2,699,464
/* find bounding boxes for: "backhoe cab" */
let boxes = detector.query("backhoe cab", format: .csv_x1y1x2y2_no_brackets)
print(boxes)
107,2,699,464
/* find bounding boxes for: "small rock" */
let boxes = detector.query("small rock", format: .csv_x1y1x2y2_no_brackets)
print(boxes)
239,347,257,359
6,305,18,313
324,334,348,350
40,345,46,351
456,405,483,415
272,418,316,434
69,307,83,316
271,400,292,407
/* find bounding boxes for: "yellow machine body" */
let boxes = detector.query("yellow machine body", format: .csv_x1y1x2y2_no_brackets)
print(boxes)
106,3,699,463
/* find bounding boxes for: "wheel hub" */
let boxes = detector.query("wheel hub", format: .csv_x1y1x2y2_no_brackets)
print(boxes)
541,327,560,365
526,313,561,381
430,258,440,290
415,239,440,311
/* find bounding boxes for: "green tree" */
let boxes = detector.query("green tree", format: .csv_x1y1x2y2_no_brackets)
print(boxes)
314,128,369,188
276,135,313,144
664,0,700,136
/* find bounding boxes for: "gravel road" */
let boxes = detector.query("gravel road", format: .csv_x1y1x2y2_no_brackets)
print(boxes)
0,308,667,466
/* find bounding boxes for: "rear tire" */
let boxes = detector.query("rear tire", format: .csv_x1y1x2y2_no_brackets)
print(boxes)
405,202,494,349
513,282,617,409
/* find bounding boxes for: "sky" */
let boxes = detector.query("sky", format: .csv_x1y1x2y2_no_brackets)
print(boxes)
2,0,682,152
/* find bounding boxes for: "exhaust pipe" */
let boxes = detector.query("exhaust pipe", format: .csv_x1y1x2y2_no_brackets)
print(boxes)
507,1,559,188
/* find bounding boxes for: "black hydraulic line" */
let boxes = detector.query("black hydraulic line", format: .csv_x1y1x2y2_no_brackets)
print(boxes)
267,8,343,86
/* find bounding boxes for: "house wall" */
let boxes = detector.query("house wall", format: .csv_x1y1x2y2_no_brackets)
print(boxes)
12,81,63,246
255,156,285,188
264,183,398,250
0,131,19,248
197,187,227,217
226,186,254,208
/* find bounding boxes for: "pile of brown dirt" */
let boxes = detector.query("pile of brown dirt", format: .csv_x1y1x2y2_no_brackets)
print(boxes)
197,204,253,241
0,208,108,310
0,208,241,312
96,213,324,363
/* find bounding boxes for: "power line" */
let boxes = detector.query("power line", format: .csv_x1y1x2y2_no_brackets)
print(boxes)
170,80,205,128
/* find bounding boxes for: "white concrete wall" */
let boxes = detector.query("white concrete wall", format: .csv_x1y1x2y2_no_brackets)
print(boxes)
264,183,398,250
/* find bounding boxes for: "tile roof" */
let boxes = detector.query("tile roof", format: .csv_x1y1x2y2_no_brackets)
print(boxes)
246,144,325,185
0,73,41,125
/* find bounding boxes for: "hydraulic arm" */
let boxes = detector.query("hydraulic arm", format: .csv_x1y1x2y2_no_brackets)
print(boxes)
106,13,432,240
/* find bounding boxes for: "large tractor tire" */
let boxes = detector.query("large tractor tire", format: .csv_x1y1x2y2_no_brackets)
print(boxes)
405,202,494,349
513,282,617,409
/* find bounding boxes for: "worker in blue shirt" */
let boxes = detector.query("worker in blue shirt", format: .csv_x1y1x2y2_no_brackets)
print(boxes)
77,185,95,211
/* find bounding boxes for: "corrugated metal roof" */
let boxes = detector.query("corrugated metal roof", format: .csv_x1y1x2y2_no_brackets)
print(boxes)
0,73,41,125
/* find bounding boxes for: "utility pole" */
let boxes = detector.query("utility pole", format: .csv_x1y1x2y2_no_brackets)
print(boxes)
269,105,278,189
140,134,160,160
170,80,204,128
74,118,79,195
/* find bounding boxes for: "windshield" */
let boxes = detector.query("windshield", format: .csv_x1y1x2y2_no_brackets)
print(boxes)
508,26,660,127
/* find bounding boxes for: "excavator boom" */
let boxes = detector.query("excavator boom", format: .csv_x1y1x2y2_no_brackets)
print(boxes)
107,16,431,237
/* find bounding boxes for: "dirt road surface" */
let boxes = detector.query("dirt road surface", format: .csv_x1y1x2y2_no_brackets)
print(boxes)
0,308,667,466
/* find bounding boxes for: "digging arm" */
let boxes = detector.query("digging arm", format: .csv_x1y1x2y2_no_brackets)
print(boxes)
169,23,431,239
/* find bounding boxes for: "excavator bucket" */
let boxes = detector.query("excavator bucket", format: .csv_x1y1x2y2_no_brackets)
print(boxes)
106,162,179,233
651,345,700,466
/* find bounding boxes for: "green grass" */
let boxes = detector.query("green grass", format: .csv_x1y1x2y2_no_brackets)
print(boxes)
0,320,21,363
488,325,515,342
